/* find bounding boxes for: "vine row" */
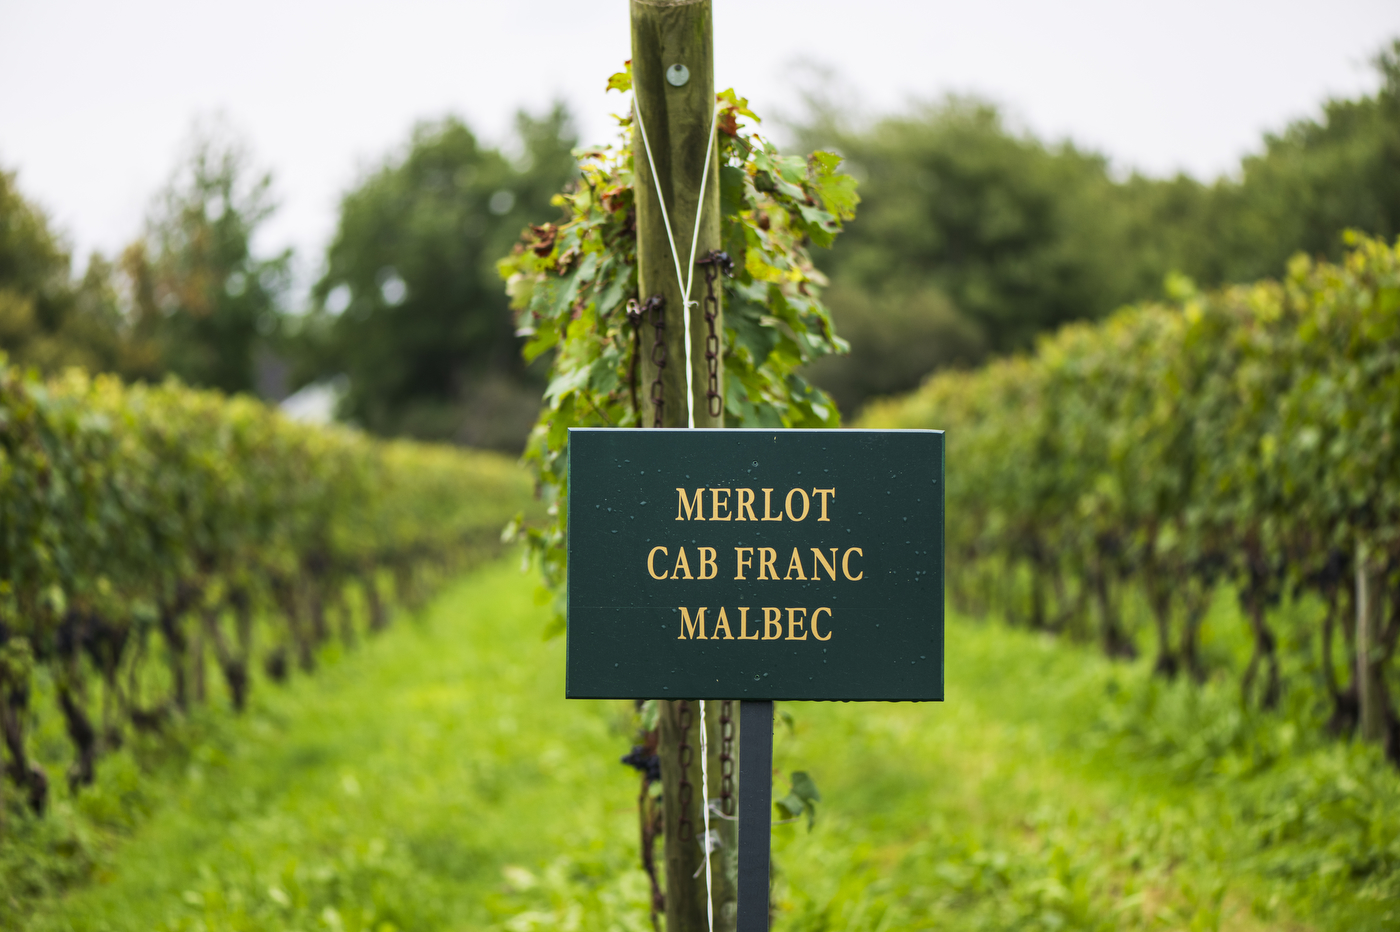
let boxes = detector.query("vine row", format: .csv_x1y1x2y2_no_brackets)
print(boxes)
0,364,531,813
865,233,1400,758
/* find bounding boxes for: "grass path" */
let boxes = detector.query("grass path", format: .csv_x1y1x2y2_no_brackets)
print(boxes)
23,557,1396,930
27,559,641,931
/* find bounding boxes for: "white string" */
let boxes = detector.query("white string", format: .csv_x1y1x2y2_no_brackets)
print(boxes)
698,699,713,932
631,95,720,429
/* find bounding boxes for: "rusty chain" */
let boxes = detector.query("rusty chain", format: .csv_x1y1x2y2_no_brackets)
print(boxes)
644,295,667,428
719,699,735,816
619,702,664,927
676,700,694,843
625,298,644,422
696,250,734,420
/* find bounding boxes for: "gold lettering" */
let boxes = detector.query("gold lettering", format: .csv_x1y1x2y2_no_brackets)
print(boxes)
785,488,810,522
735,547,753,580
736,488,757,521
762,607,782,640
811,548,838,581
676,488,705,521
710,488,732,521
813,488,836,521
713,607,734,639
738,606,759,639
760,489,783,521
698,547,718,580
647,546,669,579
784,548,807,580
758,547,778,580
842,547,864,581
671,548,693,579
811,607,832,641
678,606,708,639
786,607,808,640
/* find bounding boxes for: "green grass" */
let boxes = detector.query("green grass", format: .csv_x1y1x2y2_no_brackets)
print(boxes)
17,559,647,931
11,557,1400,930
769,619,1400,932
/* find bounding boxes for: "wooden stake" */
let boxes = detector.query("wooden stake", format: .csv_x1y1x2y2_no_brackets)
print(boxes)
1356,541,1387,744
631,3,736,929
631,0,723,430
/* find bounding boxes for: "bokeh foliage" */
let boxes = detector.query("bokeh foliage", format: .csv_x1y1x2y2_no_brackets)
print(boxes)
5,42,1399,437
121,125,291,396
0,171,160,381
805,39,1400,416
297,107,578,448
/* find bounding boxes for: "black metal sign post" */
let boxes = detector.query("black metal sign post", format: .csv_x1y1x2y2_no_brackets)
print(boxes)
566,427,945,930
737,700,773,931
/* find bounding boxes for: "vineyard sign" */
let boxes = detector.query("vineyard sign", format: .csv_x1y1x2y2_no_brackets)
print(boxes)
566,428,944,701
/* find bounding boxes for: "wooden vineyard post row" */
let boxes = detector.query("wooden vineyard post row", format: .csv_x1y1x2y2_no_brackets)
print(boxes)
1357,541,1387,744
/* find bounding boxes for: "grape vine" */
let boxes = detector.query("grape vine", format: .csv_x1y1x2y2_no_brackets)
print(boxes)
0,364,530,813
866,233,1400,755
497,68,858,632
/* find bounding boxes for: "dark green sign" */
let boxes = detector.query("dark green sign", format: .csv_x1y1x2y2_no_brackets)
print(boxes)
565,428,944,701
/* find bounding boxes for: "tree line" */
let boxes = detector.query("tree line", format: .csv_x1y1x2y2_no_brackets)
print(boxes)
804,40,1400,415
0,109,576,450
1,42,1397,443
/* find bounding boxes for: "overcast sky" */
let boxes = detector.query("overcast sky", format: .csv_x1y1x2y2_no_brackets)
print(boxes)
2,0,1398,284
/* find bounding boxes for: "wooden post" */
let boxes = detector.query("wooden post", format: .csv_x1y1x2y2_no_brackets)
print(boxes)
1356,540,1387,744
632,2,731,929
631,0,723,430
657,699,707,931
655,699,741,932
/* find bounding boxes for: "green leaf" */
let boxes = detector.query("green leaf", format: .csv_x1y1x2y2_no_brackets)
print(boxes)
790,770,821,804
807,151,859,221
594,271,630,319
777,771,822,831
606,69,632,94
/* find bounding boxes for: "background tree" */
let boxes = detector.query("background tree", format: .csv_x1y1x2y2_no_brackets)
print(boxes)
122,121,292,397
299,106,577,451
812,98,1134,350
800,37,1400,418
0,169,158,378
1213,39,1400,282
797,97,1138,415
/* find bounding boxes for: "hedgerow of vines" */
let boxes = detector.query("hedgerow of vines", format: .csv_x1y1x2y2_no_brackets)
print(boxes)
0,364,528,814
865,233,1400,759
497,69,858,631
